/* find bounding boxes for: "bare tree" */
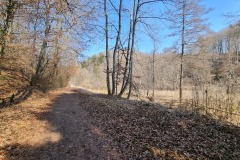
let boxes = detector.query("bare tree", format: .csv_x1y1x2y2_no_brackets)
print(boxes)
127,0,170,98
118,9,132,97
49,16,63,84
127,0,138,99
168,0,210,104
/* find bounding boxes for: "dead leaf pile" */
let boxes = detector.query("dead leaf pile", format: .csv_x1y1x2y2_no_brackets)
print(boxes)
80,93,240,159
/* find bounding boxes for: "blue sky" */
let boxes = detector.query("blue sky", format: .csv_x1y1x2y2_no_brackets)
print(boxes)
203,0,240,31
84,0,240,57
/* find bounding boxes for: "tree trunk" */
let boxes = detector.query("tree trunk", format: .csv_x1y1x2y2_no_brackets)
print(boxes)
112,0,122,95
152,49,155,100
30,1,39,81
127,0,139,99
235,38,239,66
0,0,16,57
49,17,62,84
118,12,132,97
30,1,51,86
180,0,186,105
104,0,111,95
116,51,120,94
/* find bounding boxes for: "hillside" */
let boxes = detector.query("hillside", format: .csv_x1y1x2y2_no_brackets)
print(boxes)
1,88,239,160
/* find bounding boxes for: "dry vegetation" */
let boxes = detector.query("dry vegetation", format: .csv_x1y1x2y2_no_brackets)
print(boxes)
82,91,240,159
72,47,240,125
0,0,95,106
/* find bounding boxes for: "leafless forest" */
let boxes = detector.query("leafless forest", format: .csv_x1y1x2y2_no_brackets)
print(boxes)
70,0,240,125
0,0,95,102
1,0,240,159
1,0,240,123
1,0,240,124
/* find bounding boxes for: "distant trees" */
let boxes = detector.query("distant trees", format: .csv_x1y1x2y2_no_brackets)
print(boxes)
204,23,240,87
70,54,105,89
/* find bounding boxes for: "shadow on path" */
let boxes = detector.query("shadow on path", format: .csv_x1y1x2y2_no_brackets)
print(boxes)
2,88,119,160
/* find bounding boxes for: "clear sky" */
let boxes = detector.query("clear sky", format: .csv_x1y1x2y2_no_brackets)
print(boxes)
204,0,240,32
83,0,240,57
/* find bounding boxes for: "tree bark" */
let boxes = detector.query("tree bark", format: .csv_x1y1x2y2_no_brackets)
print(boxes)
112,0,122,95
0,0,16,57
118,12,132,97
127,0,139,99
152,49,155,100
49,17,62,84
179,0,186,105
104,0,111,95
30,0,51,86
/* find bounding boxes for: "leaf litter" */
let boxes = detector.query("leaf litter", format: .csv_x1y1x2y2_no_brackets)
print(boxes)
80,91,240,159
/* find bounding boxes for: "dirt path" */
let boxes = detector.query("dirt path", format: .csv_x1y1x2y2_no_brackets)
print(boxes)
0,88,119,160
1,88,240,160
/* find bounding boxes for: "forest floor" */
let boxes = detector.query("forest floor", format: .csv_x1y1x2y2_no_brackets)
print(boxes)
0,88,240,160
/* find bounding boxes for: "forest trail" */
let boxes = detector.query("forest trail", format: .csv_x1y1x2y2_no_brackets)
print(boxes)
0,88,120,160
0,88,240,160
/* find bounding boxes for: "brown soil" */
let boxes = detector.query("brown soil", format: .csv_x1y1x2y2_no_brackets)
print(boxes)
0,88,119,160
0,88,240,160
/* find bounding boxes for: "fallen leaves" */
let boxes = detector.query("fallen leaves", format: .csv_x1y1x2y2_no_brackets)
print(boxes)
80,92,240,159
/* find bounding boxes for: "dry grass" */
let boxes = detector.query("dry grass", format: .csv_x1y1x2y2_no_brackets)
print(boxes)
75,86,193,107
138,89,192,106
76,86,107,94
191,86,240,126
78,86,240,126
